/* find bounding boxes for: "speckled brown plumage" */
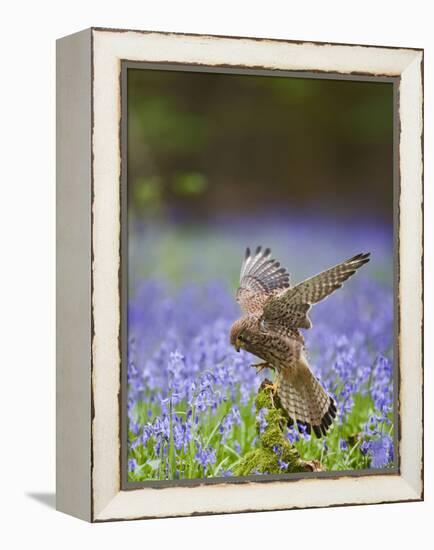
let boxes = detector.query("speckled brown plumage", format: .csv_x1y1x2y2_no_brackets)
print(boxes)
230,246,370,437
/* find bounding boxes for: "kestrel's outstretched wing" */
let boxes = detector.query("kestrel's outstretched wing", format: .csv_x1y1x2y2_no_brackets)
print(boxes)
262,252,370,330
236,246,290,315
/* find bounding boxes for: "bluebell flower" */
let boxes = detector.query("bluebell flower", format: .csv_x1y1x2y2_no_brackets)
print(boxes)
219,407,241,442
339,439,348,451
256,407,268,433
297,423,311,440
128,458,138,473
370,434,393,468
172,422,185,451
130,438,140,450
272,445,281,455
195,442,216,469
360,440,370,455
129,421,140,436
286,426,300,444
142,423,153,445
278,459,289,470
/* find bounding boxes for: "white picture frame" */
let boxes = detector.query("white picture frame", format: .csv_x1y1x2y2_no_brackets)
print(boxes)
56,27,423,522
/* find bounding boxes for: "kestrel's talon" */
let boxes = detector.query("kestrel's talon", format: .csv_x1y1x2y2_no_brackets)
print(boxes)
263,381,278,394
251,362,269,374
262,381,277,408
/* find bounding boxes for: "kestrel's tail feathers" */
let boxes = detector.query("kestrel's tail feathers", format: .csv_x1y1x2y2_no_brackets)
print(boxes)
276,358,336,438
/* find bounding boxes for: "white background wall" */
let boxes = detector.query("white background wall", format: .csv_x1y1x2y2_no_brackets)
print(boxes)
1,1,431,548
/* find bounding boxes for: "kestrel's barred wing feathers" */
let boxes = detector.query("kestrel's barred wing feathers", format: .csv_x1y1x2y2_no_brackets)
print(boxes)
236,246,290,314
262,252,370,330
240,246,290,293
287,252,371,305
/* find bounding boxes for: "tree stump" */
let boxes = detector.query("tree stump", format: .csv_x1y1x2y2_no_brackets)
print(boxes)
234,379,323,476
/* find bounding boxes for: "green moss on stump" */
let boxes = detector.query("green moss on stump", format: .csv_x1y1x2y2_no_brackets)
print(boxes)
234,380,322,476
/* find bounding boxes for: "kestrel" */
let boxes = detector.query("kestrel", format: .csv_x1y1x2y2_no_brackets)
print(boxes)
230,246,370,437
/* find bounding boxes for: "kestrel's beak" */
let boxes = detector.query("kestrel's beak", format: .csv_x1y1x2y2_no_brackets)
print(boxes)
235,338,241,352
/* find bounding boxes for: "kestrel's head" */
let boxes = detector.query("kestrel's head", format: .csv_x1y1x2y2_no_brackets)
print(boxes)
230,317,254,352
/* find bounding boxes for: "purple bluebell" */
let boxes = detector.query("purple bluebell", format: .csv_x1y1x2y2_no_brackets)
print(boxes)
256,408,268,433
195,443,216,469
278,459,289,470
369,434,394,468
128,458,138,473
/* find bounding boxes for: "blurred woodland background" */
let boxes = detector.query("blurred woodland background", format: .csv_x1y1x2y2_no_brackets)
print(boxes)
127,68,393,224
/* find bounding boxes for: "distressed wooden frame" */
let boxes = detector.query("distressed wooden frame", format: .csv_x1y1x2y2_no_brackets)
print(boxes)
56,27,423,522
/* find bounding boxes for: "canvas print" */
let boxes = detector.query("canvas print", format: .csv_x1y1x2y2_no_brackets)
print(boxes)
125,68,395,483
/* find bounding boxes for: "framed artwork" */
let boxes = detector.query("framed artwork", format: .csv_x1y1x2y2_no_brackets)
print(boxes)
56,27,423,522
